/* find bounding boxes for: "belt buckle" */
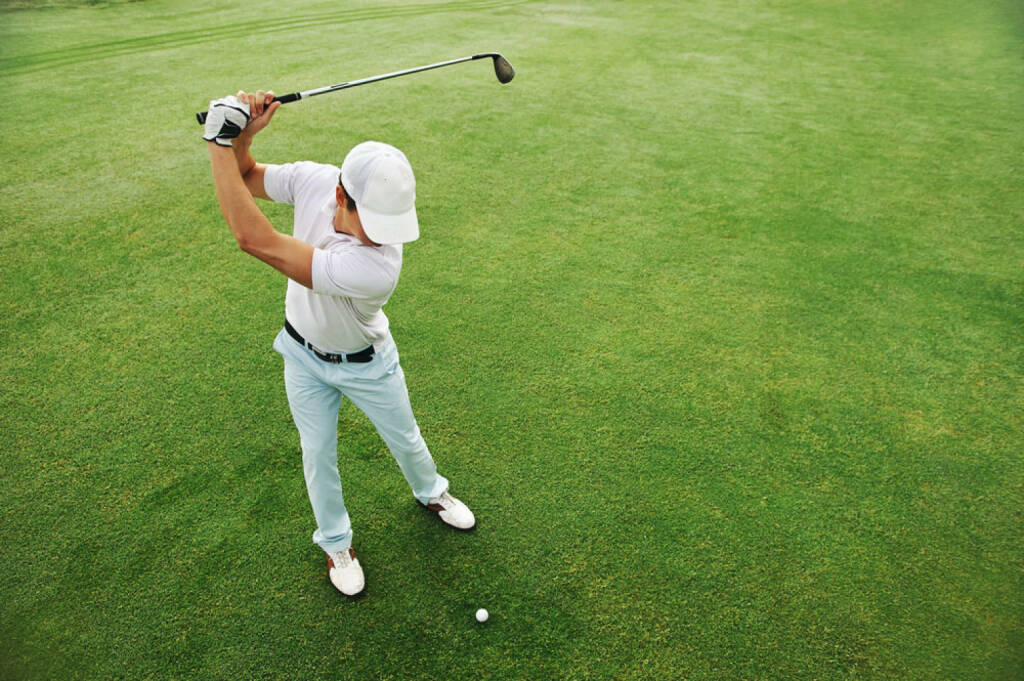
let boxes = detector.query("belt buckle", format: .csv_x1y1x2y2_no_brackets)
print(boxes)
309,343,344,364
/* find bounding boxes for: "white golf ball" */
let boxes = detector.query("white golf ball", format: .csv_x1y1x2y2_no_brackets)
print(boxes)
475,608,489,623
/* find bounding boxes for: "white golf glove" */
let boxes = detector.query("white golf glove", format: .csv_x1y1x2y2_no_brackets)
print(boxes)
202,96,250,147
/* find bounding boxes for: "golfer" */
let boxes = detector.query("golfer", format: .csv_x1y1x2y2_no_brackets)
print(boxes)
203,91,475,597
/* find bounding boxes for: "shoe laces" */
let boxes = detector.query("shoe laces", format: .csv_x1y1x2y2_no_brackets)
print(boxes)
330,549,354,568
432,491,455,509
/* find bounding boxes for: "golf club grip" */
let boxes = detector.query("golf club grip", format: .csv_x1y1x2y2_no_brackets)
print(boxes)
194,92,301,125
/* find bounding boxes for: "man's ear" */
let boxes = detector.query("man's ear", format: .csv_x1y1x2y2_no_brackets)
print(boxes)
336,184,346,207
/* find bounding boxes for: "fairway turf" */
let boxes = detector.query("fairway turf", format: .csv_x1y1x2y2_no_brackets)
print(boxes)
1,0,1022,679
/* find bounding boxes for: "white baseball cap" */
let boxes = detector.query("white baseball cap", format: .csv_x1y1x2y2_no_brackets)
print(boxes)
340,141,419,245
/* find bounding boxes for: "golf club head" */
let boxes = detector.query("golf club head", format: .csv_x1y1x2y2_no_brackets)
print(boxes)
492,54,515,84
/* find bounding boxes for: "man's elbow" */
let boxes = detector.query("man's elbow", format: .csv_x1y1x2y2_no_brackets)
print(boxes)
230,219,272,256
236,233,264,256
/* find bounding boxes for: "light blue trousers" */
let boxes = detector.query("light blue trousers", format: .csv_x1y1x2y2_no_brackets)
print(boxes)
273,328,448,553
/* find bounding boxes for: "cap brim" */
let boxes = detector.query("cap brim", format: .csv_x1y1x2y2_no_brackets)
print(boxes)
358,204,419,245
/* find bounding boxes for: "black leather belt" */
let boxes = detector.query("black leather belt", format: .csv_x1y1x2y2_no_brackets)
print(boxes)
284,320,375,364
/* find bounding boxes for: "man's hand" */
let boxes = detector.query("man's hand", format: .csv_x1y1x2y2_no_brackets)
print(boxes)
202,95,251,147
235,90,281,140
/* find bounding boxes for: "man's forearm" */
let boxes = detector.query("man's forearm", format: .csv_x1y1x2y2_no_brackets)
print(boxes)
209,142,274,249
232,134,257,177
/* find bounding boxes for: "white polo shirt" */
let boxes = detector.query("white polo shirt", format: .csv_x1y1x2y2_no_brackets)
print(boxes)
264,161,403,353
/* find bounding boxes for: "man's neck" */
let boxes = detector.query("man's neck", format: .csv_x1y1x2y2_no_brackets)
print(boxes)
332,206,380,247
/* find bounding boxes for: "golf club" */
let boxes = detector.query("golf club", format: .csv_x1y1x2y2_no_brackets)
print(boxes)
195,52,514,124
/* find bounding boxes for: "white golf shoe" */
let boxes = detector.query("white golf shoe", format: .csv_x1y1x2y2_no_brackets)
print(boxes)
425,491,476,530
326,547,365,596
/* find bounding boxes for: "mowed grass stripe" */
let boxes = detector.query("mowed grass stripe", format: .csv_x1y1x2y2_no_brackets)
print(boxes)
0,0,529,75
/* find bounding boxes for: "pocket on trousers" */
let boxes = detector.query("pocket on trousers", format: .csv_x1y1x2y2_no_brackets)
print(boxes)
272,328,286,355
342,346,397,382
273,328,313,370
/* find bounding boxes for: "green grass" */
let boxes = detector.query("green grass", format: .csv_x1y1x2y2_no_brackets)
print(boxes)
1,0,1022,678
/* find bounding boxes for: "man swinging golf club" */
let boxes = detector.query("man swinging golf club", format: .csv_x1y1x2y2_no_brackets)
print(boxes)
204,90,475,597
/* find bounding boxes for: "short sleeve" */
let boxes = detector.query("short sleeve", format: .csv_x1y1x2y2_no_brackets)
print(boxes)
263,161,331,206
311,248,397,301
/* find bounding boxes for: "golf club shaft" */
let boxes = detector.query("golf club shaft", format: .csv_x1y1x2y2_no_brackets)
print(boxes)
196,53,499,124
